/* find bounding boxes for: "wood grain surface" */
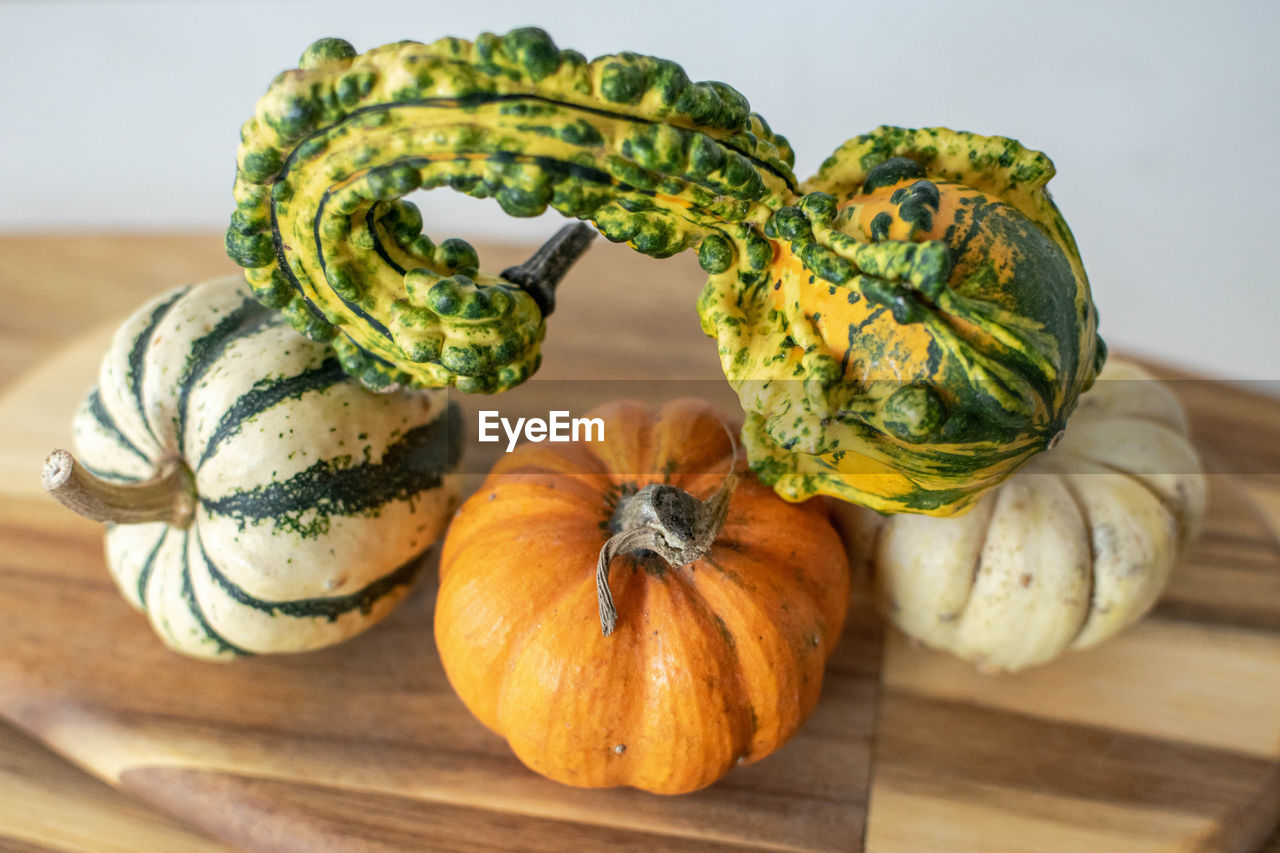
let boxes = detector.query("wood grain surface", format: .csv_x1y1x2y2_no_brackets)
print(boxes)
0,235,1278,852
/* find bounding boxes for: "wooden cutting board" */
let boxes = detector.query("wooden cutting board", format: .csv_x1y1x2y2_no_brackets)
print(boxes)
0,236,1277,851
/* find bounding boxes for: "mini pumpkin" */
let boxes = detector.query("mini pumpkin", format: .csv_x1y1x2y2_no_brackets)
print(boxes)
435,399,849,794
851,360,1205,672
43,275,461,660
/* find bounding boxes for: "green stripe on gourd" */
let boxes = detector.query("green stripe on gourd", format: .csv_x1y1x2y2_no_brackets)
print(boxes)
197,357,346,466
125,287,188,447
199,416,458,539
228,27,796,392
53,275,462,660
86,388,150,466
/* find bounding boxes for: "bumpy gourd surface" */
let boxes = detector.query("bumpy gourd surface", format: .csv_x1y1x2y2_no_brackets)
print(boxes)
229,29,1103,515
74,276,461,659
703,128,1104,515
227,29,795,393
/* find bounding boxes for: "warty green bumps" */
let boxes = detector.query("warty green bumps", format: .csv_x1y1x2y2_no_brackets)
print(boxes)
228,30,1103,515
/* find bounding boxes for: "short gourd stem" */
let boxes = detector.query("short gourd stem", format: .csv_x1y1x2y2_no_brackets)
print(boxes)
500,222,597,318
41,449,196,528
596,460,739,637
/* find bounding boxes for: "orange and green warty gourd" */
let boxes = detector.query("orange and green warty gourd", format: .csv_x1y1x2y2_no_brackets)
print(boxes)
226,28,1103,516
722,128,1105,515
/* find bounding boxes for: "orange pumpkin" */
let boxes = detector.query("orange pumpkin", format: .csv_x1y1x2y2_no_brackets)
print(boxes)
435,399,850,794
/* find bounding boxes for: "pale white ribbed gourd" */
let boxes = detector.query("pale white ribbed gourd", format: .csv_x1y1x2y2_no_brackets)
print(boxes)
860,360,1205,672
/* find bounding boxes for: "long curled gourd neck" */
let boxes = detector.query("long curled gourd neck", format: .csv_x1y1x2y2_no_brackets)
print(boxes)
596,469,737,637
227,28,796,393
42,449,196,529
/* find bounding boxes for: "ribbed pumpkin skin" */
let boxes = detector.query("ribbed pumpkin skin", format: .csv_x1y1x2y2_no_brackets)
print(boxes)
863,361,1205,671
435,399,849,794
73,275,461,659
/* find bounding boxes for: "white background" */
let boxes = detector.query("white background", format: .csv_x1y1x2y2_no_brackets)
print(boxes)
2,1,1276,384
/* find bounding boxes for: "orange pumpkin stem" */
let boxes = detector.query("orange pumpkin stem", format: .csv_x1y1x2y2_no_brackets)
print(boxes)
595,466,738,636
42,449,196,529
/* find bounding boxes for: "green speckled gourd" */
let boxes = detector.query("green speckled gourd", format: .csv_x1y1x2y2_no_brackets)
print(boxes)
228,29,795,394
228,28,1102,515
717,128,1105,515
45,276,461,660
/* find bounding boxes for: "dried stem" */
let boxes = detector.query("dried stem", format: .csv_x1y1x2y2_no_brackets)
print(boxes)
596,433,741,636
42,449,196,528
500,222,597,317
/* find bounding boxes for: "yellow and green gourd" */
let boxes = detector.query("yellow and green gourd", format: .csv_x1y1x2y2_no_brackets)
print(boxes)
226,29,794,394
228,29,1103,516
730,129,1104,515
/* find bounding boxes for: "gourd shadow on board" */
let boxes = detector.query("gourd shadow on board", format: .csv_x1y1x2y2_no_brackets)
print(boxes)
828,360,1207,673
42,276,463,661
434,399,851,795
225,27,1102,518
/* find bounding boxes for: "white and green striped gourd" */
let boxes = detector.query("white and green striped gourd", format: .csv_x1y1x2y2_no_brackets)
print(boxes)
43,275,461,660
